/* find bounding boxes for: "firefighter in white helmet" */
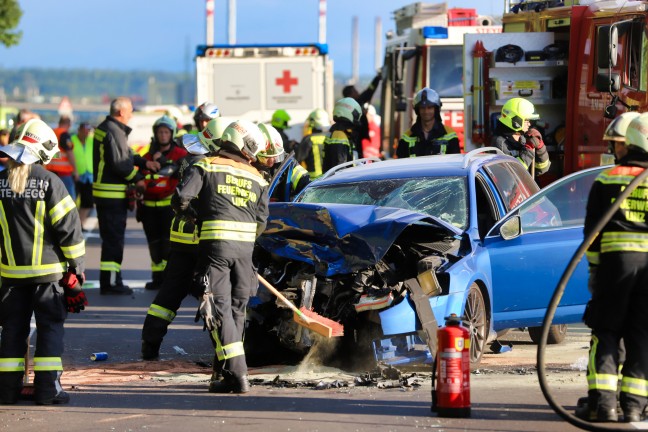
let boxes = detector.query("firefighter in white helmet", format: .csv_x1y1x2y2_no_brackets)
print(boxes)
172,120,269,394
0,119,86,405
580,113,648,423
397,87,459,158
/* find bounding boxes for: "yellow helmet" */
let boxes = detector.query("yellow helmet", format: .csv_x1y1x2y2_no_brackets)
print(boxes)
271,109,291,130
499,97,539,132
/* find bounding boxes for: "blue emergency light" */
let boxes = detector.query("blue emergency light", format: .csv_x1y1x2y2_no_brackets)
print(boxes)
422,26,449,39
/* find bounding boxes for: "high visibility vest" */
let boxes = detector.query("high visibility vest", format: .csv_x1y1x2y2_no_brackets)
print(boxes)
47,127,75,176
71,134,93,177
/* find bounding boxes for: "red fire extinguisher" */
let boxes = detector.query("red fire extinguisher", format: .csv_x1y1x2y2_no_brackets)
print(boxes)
432,313,471,418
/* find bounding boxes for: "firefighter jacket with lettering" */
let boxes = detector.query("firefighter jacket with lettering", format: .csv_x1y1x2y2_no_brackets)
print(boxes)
491,125,550,176
0,164,85,285
322,121,360,173
168,153,205,253
92,116,146,204
296,131,327,179
397,119,459,158
141,142,188,205
584,153,648,266
171,151,269,258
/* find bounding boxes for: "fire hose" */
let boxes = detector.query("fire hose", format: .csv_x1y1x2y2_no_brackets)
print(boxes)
537,167,648,431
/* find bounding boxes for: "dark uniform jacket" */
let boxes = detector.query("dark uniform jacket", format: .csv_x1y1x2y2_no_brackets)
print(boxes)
171,151,269,258
168,153,205,253
92,116,146,204
322,121,359,172
296,131,327,179
0,164,85,285
397,119,460,158
584,153,648,266
491,124,550,175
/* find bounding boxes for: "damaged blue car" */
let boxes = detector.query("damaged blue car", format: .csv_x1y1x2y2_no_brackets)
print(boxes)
247,149,605,367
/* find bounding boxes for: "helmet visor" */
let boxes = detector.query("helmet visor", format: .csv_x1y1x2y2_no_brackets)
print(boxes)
0,143,42,164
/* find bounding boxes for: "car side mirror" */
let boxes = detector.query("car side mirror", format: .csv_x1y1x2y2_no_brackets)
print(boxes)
500,216,521,240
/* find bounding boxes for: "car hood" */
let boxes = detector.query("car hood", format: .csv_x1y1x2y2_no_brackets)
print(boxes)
256,203,462,276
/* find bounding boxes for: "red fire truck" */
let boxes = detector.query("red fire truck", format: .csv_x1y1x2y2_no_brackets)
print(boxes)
464,0,648,184
380,2,502,156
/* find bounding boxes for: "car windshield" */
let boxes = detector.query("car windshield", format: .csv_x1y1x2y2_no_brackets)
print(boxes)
299,177,468,229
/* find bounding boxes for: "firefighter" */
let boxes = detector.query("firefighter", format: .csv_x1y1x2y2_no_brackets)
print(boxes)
0,119,87,405
139,115,188,290
141,117,227,361
580,113,648,423
342,72,382,154
296,108,330,180
93,97,160,295
191,102,221,135
270,109,298,153
256,123,310,201
396,87,459,158
171,120,269,394
322,97,363,172
48,115,78,200
490,97,550,177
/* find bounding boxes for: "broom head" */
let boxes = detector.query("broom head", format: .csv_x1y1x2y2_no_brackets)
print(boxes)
294,307,344,338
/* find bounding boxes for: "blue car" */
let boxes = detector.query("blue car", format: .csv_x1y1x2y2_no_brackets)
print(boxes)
249,149,606,366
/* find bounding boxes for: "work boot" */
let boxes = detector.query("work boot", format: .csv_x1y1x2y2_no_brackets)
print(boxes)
596,407,618,422
144,281,160,290
35,390,70,405
623,410,643,423
141,340,161,360
100,284,133,295
208,375,250,394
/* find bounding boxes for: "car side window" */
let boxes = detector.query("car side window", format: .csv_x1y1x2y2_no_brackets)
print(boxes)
518,167,603,233
484,162,538,212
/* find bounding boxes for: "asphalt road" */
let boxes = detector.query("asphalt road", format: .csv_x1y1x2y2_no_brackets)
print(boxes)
1,214,644,431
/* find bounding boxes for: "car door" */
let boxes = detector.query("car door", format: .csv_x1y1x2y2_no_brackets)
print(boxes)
483,166,607,330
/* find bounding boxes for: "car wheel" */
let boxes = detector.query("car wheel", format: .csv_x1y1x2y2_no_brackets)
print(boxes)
463,283,488,365
528,324,568,345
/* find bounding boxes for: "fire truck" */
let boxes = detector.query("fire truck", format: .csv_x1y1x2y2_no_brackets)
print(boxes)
463,0,648,184
195,43,334,141
380,2,502,156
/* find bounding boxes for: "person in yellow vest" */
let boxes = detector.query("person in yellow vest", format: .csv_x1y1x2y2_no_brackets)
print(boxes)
71,123,94,229
296,108,330,180
48,115,78,200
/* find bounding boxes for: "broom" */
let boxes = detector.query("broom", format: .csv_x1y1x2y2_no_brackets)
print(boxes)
257,274,344,338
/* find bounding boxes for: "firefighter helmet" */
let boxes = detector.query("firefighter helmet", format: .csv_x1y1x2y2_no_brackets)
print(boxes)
199,117,228,153
1,119,58,165
332,97,362,125
271,109,291,130
499,97,539,132
152,115,177,137
413,87,441,113
603,112,641,142
625,113,648,153
220,120,265,162
307,108,331,130
257,123,286,164
193,102,221,126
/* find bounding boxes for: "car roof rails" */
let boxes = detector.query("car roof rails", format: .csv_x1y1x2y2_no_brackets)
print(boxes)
462,146,504,169
318,157,382,181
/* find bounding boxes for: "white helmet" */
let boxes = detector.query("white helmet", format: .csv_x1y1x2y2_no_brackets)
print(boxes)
307,108,331,130
193,102,221,126
332,97,362,125
220,120,265,162
603,112,641,142
257,123,285,164
2,119,58,165
625,113,648,153
199,117,228,153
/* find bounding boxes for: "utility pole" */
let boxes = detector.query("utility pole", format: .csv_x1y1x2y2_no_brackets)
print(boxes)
352,16,359,85
228,0,237,45
374,16,382,73
318,0,327,44
206,0,214,45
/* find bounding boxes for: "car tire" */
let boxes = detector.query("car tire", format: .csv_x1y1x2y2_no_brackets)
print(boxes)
463,283,488,366
528,324,568,345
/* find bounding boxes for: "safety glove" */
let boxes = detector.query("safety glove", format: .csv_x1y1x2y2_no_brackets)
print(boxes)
60,270,88,313
191,271,210,299
525,128,545,150
195,293,221,332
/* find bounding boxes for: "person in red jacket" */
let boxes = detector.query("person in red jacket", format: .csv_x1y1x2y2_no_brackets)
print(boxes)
139,115,187,290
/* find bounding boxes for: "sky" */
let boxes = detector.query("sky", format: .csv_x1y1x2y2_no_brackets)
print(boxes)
0,0,503,78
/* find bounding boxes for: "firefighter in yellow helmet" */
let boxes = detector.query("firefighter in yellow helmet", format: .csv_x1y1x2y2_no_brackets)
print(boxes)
271,109,298,153
172,120,269,394
491,97,550,177
397,87,459,157
322,97,363,172
296,108,330,179
579,113,648,423
0,119,86,405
